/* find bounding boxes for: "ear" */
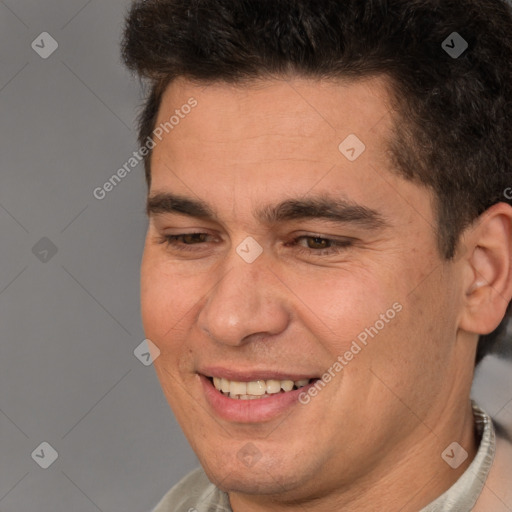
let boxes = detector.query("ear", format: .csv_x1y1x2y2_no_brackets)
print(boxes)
458,203,512,335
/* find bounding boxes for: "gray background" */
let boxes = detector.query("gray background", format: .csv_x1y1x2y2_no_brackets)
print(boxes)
0,1,510,511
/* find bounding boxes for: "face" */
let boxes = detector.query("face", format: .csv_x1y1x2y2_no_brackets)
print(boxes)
141,77,471,502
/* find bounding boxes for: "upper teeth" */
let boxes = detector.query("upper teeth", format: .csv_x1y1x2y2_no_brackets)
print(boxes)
212,377,311,399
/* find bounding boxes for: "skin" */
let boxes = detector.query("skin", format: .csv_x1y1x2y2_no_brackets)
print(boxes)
140,76,512,511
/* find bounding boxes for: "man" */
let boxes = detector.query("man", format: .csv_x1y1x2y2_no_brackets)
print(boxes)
122,0,512,510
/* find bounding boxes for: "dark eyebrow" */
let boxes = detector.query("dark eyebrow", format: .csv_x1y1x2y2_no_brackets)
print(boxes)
256,196,388,230
147,193,215,219
147,192,388,230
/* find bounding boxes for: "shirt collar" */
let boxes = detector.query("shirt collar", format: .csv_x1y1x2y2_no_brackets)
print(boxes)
420,401,496,512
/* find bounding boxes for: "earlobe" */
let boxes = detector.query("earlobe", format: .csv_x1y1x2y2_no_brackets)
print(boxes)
459,203,512,335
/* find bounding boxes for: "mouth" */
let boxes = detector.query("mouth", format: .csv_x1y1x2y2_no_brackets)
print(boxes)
207,376,318,400
199,372,321,423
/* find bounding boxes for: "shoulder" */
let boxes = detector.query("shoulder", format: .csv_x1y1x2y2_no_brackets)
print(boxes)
474,421,512,512
491,427,512,498
151,467,231,512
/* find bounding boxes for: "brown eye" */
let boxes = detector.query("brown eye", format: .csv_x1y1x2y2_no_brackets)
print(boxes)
287,235,353,257
181,233,208,244
305,237,332,249
159,233,215,253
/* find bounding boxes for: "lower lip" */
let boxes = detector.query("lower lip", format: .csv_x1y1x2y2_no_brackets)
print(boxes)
200,374,317,423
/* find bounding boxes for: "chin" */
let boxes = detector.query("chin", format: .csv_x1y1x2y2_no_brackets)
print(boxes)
213,469,302,496
199,446,312,496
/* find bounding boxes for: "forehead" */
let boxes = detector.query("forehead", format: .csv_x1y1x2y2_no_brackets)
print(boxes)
149,76,436,250
148,77,432,223
153,75,395,163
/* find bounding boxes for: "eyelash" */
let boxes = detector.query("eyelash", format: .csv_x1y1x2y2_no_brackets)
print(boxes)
158,234,353,256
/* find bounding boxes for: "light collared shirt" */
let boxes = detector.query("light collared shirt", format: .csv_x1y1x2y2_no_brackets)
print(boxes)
151,402,497,512
420,402,495,512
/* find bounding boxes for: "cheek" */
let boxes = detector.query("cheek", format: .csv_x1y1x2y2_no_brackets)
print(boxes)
282,265,399,350
140,252,199,404
361,264,459,398
140,249,196,346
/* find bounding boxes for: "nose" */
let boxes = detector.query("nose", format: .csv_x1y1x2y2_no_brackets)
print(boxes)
197,253,290,346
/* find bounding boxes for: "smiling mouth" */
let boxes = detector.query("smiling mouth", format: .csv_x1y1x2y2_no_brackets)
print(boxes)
208,376,317,400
